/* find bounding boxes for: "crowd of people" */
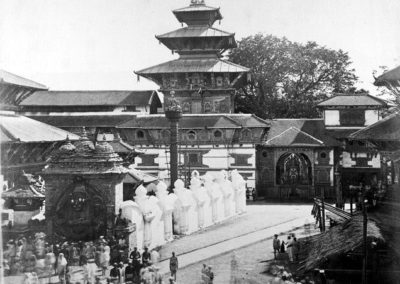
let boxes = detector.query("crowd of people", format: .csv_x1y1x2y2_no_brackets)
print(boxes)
2,232,174,283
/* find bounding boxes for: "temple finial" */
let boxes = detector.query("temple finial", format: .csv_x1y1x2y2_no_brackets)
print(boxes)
190,0,205,6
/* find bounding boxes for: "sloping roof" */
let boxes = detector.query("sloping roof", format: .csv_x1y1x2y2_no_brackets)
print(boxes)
123,168,158,184
0,69,48,90
265,119,340,147
349,112,400,141
0,113,79,143
374,65,400,87
157,26,233,38
265,127,324,147
27,115,135,128
2,172,45,199
318,94,387,107
117,115,241,129
20,90,158,107
108,138,143,155
173,4,220,13
2,187,45,199
298,215,384,272
325,129,358,139
227,114,270,128
136,58,249,74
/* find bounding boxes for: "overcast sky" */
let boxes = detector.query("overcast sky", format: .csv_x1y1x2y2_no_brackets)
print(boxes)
1,0,399,95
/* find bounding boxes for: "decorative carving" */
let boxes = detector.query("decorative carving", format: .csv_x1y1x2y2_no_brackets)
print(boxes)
165,92,182,112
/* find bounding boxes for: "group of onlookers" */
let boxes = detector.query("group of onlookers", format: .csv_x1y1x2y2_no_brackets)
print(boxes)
273,233,300,262
200,264,214,284
2,233,173,283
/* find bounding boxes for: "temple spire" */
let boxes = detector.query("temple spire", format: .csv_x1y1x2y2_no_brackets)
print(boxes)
190,0,205,5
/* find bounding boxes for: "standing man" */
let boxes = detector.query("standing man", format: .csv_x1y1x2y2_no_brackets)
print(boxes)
201,263,209,283
129,247,141,262
169,252,179,281
207,266,214,283
142,247,151,266
286,235,294,263
109,262,121,284
273,234,281,260
124,260,135,283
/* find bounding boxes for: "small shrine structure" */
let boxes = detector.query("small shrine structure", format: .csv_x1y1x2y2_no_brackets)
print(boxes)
43,131,129,241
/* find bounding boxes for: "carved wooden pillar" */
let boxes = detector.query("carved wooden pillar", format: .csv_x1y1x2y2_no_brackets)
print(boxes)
165,110,182,189
106,204,115,239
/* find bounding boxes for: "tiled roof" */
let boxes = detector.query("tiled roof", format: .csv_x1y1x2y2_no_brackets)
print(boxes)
0,113,79,143
265,127,324,147
226,114,270,128
20,90,159,107
136,58,249,74
28,115,134,128
349,112,400,141
325,129,358,139
157,27,233,38
118,115,241,129
124,168,158,184
318,94,387,107
374,65,400,87
0,69,47,90
265,119,340,147
2,187,45,199
173,5,220,13
108,138,143,155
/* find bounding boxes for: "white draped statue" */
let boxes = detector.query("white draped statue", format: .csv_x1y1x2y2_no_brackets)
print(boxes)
231,170,247,214
156,181,174,241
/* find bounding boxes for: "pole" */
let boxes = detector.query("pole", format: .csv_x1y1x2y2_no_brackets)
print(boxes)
350,190,353,215
169,118,179,189
321,186,326,232
0,175,5,284
362,183,368,284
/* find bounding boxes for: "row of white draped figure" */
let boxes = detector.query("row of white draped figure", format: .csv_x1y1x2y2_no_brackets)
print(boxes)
120,170,247,251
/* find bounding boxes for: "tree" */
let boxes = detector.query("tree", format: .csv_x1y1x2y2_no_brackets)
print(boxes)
229,34,358,119
373,65,400,113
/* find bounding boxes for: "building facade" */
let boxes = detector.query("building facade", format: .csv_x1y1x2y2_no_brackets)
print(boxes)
256,94,391,201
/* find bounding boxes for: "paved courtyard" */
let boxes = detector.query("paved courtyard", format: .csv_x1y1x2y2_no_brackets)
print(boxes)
157,202,316,283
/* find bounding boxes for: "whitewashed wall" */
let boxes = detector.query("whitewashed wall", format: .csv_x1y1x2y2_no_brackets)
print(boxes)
365,110,380,126
324,110,340,126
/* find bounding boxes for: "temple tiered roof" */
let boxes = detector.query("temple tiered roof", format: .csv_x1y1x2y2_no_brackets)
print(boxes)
172,0,222,26
136,58,249,75
135,0,248,113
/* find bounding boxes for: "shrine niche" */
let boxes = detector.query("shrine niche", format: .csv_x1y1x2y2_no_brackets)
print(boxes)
53,178,107,240
276,153,312,185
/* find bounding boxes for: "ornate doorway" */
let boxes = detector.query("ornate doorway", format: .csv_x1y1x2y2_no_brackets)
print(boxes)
54,181,107,241
276,152,312,197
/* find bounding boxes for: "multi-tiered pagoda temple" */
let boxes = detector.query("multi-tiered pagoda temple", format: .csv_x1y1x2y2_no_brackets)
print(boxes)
123,0,269,189
136,0,249,114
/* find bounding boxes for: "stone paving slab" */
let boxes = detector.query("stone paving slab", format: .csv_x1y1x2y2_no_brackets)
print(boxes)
157,204,314,277
157,216,308,275
158,203,312,261
168,218,320,284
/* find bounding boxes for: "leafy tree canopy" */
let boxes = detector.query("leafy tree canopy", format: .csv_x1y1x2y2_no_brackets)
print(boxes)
229,34,358,119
